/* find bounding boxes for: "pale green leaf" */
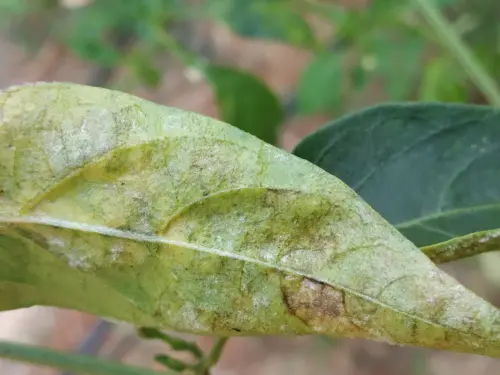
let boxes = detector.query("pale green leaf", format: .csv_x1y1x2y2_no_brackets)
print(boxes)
1,83,500,357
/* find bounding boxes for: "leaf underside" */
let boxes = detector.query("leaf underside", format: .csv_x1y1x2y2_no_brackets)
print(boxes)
1,83,500,357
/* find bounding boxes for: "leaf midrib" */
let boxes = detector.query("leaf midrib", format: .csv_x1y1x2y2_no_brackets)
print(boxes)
396,202,500,229
0,215,482,339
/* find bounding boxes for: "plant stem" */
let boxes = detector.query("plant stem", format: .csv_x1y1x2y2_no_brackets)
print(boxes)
197,337,228,375
413,0,500,106
422,229,500,264
0,341,163,375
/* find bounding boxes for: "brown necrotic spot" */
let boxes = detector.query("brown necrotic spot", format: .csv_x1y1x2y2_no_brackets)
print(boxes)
280,274,345,330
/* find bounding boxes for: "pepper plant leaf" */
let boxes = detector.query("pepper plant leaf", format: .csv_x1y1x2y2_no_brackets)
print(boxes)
203,65,284,145
293,102,500,248
1,84,500,357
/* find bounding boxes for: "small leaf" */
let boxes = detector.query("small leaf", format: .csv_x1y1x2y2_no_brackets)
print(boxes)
154,354,189,372
203,65,284,145
297,52,344,114
293,102,500,249
208,0,316,48
1,83,500,357
139,328,203,358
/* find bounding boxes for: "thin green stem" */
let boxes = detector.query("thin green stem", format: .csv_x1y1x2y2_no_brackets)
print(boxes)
413,0,500,106
206,337,228,366
197,337,228,375
0,341,163,375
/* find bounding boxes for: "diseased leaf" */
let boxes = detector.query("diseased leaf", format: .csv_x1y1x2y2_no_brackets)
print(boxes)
204,65,284,145
1,84,500,357
293,103,500,248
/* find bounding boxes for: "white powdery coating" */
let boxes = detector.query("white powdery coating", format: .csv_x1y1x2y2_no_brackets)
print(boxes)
66,248,91,270
259,245,279,262
177,302,210,332
110,243,124,262
252,292,272,309
47,236,67,248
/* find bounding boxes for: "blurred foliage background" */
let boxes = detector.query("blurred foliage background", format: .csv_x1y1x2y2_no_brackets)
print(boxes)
0,0,500,374
3,0,500,145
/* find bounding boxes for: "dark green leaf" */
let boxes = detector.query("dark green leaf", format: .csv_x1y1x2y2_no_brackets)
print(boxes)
204,65,284,145
293,102,500,247
208,0,316,48
297,52,344,114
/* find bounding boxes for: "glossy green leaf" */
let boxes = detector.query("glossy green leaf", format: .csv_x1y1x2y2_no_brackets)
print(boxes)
293,102,500,248
207,0,316,48
1,83,500,357
297,52,344,114
204,65,284,145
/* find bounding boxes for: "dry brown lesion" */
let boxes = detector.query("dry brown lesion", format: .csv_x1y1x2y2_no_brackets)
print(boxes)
280,274,349,333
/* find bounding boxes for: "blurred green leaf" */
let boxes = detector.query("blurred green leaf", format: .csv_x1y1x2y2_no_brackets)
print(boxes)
297,52,344,114
208,0,316,48
0,341,162,375
349,63,369,92
61,5,122,66
204,65,284,144
127,51,162,88
60,0,181,66
0,0,59,53
368,29,425,100
419,57,468,102
293,102,500,248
